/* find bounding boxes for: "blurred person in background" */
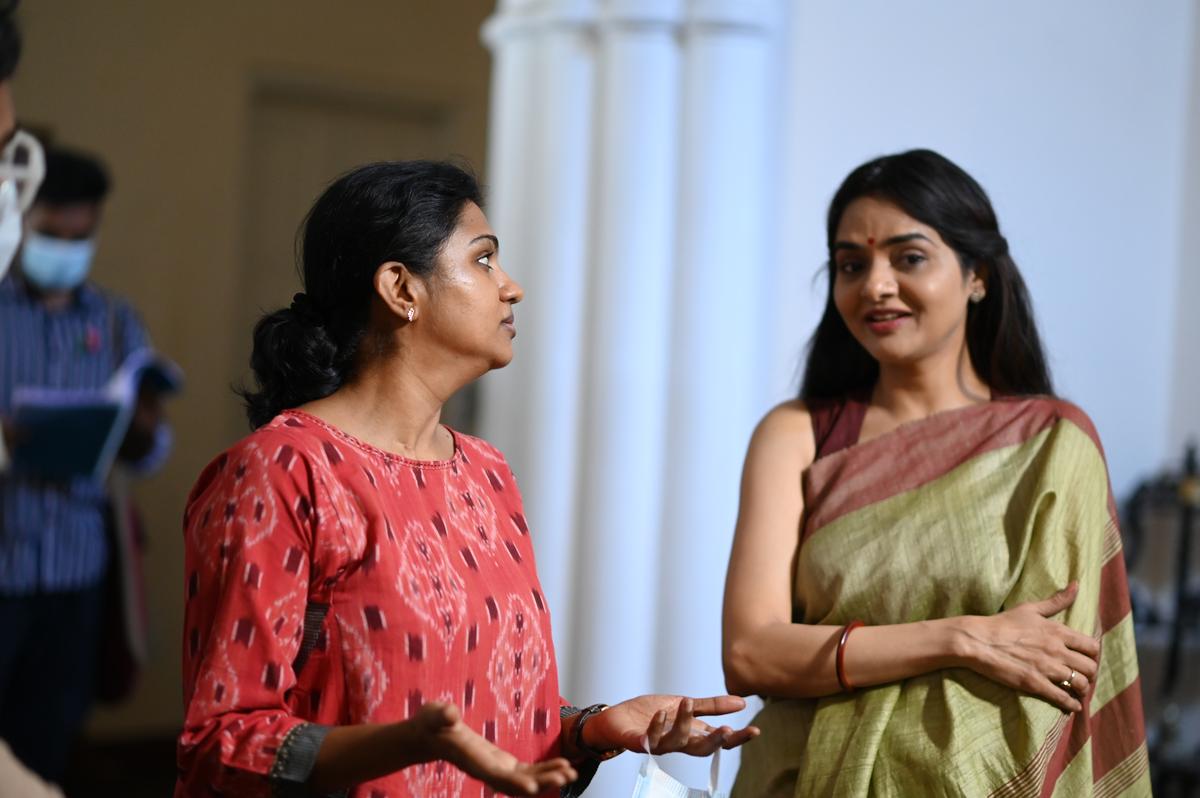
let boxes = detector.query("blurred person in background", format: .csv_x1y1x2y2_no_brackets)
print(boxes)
178,160,757,797
0,145,172,784
0,2,63,795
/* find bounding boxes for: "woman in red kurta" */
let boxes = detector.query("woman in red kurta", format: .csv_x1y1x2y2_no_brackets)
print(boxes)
177,161,757,797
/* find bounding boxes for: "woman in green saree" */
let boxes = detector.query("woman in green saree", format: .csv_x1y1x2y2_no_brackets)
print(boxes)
723,150,1147,797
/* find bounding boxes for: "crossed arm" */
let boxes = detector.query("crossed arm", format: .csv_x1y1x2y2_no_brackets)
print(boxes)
721,402,1099,713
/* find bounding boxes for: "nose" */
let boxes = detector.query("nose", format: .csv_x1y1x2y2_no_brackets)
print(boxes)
500,268,524,305
861,259,897,302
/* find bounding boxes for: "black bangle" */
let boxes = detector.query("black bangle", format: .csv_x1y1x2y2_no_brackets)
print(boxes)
572,703,621,761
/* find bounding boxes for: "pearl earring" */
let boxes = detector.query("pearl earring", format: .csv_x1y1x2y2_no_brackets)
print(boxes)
407,307,415,322
970,291,985,304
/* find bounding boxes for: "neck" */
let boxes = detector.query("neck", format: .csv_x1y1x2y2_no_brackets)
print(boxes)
301,343,474,460
872,339,990,422
21,275,74,312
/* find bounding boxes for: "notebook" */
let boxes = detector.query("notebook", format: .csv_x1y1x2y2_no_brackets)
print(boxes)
9,348,182,482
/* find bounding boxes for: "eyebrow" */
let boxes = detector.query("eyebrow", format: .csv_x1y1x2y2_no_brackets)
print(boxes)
833,232,933,252
470,234,499,249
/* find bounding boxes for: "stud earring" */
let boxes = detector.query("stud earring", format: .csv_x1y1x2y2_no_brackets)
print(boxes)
970,291,985,304
407,307,415,322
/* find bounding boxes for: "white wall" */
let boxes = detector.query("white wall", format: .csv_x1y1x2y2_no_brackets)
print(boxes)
1170,3,1200,461
772,0,1197,499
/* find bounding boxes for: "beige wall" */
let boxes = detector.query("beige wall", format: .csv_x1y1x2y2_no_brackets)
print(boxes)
14,0,494,737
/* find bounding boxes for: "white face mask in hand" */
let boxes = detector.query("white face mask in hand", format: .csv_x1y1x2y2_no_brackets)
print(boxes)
631,747,727,798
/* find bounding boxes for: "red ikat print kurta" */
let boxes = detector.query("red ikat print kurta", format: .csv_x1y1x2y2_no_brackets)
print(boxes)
177,410,562,797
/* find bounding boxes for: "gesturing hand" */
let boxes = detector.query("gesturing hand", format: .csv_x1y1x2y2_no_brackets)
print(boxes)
418,702,578,796
582,695,760,756
959,582,1100,713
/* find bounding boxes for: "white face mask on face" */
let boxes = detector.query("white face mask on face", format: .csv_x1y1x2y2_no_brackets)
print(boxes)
631,748,726,798
20,232,96,291
0,130,47,281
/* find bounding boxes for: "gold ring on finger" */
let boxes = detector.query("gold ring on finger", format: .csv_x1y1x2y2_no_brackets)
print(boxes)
1059,669,1077,690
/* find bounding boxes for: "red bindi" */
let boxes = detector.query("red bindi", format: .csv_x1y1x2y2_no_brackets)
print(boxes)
867,237,875,246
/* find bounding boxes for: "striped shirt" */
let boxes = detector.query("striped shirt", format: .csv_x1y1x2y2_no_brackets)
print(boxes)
0,274,150,593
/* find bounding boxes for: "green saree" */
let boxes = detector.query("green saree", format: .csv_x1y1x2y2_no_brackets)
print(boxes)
732,397,1147,797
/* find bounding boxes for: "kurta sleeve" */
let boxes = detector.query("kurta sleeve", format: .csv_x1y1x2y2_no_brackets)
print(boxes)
177,435,334,797
558,704,601,797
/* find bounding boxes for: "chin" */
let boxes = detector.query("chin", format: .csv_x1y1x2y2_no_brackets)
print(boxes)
863,341,922,366
490,348,515,370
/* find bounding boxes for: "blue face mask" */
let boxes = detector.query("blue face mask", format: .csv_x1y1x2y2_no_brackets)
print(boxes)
20,231,96,291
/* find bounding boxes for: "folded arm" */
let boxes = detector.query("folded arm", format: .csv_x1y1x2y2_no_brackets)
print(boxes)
721,402,1096,712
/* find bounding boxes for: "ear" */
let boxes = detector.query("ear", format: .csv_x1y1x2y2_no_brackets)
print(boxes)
967,262,988,296
373,261,425,322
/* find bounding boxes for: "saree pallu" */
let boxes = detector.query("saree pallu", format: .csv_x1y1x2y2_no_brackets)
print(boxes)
732,397,1148,797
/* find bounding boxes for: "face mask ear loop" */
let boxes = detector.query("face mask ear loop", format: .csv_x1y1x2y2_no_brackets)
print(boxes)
638,733,667,780
0,130,46,212
708,745,721,796
636,733,723,797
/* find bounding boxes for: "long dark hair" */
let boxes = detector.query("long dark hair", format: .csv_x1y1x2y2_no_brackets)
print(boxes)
239,160,483,428
799,148,1053,400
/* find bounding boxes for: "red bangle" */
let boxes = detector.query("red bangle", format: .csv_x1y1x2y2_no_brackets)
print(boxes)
836,620,865,692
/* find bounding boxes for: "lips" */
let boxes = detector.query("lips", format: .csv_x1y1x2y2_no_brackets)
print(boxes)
864,308,911,322
863,308,911,334
501,315,516,337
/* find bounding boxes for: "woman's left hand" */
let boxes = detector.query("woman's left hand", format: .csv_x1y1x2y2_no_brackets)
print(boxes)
582,695,759,756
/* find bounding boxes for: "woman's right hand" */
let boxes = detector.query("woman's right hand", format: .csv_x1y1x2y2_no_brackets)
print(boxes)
416,702,578,796
955,582,1100,712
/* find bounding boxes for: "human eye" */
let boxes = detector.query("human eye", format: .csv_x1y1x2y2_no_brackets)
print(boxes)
836,258,864,276
897,251,927,269
476,252,495,271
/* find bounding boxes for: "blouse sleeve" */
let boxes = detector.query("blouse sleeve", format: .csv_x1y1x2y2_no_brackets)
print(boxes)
177,435,334,797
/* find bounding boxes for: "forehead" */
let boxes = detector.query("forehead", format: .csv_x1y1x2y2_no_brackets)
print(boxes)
28,202,101,237
835,196,939,240
448,201,492,242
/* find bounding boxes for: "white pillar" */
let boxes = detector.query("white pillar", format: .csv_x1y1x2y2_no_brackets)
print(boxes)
480,0,542,472
480,0,600,689
655,0,777,693
571,0,685,701
654,2,779,789
480,3,784,791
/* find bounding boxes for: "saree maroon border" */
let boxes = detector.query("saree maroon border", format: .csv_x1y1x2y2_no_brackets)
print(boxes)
800,396,1147,795
803,397,1103,542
